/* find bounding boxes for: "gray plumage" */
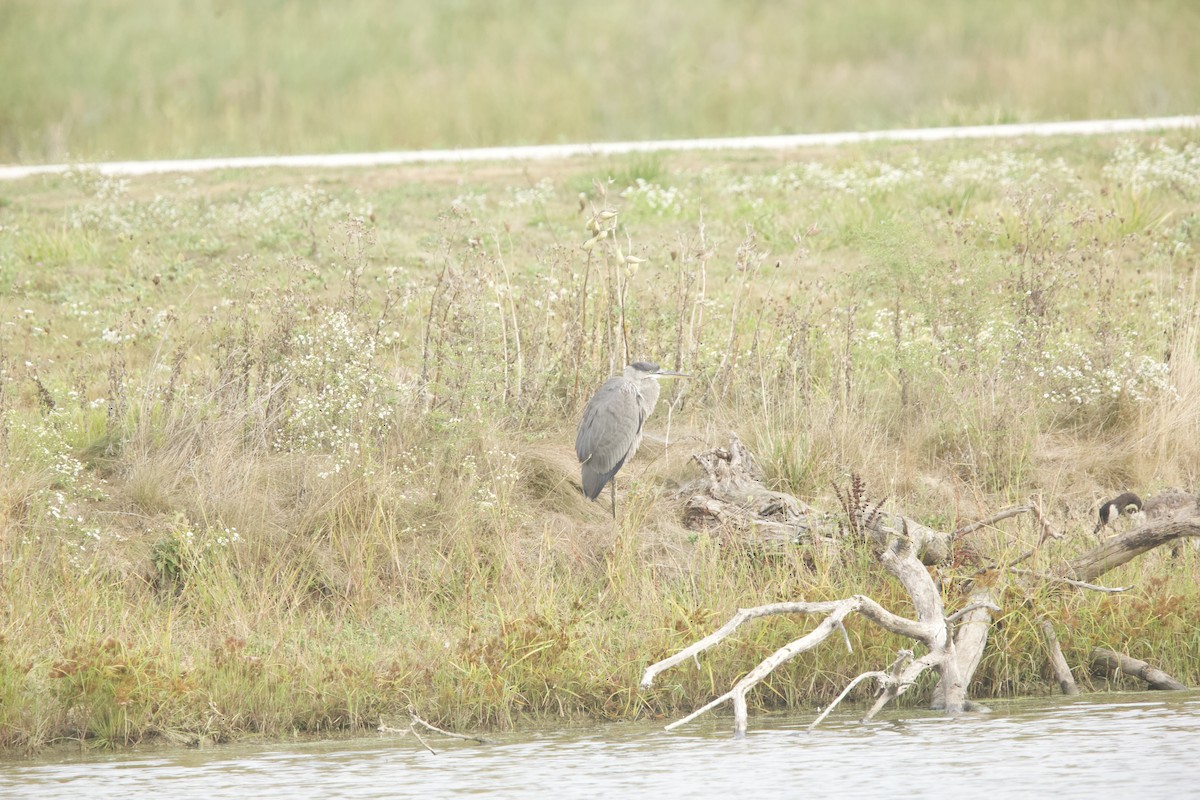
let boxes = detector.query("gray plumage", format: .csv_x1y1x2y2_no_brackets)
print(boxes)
1141,488,1200,520
575,361,688,517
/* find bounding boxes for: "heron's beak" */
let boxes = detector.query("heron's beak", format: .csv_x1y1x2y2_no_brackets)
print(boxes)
655,370,691,378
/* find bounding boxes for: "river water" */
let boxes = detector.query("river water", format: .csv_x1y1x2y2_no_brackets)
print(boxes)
3,692,1199,799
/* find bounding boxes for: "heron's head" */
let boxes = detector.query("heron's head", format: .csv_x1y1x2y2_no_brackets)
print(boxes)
624,361,690,381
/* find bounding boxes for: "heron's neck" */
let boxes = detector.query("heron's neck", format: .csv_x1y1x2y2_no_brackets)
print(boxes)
640,378,661,413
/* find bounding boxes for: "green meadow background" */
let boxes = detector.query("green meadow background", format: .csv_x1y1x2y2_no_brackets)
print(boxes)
2,0,1199,163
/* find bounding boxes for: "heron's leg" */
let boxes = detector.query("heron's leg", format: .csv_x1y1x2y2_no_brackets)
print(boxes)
610,480,617,519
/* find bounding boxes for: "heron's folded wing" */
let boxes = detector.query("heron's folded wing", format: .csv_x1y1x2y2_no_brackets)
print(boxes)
575,378,644,497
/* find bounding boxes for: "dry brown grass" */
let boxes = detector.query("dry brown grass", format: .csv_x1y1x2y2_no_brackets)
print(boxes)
2,133,1200,751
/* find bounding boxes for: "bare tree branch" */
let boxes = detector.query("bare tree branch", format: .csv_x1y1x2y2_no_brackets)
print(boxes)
932,586,997,711
1067,519,1200,581
1009,568,1131,594
807,670,886,730
659,435,1198,738
407,706,494,745
645,511,991,735
1029,502,1060,545
647,594,945,736
946,600,1002,624
377,706,494,753
864,652,946,721
641,600,852,691
1040,619,1079,696
953,504,1034,537
409,724,437,754
1090,648,1187,691
951,501,1057,543
663,600,861,737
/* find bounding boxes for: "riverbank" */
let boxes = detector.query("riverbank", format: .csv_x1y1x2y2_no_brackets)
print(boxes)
2,132,1199,752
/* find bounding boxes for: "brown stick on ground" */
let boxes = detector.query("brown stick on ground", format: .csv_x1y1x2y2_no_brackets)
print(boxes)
1090,648,1187,691
952,504,1050,540
1040,620,1079,696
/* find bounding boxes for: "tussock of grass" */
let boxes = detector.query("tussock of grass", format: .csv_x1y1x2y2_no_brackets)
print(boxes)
2,134,1200,752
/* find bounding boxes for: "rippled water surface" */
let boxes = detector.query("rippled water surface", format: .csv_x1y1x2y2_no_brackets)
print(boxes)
4,692,1199,799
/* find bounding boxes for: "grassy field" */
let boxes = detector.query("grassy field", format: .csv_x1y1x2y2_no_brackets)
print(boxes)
3,0,1200,163
1,128,1199,752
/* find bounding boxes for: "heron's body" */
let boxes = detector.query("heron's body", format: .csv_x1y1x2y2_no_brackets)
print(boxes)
575,361,687,516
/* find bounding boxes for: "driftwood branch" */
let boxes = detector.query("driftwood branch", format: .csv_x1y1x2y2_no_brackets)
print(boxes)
378,707,494,754
1009,568,1131,594
946,600,1002,624
806,650,912,731
954,503,1057,544
665,434,1197,737
1067,519,1200,582
680,434,823,542
644,512,997,735
931,585,997,711
644,594,939,737
656,437,1023,734
1090,648,1187,691
1040,620,1079,696
662,600,864,737
863,651,945,721
681,436,1063,570
407,707,494,744
641,599,853,690
953,506,1032,537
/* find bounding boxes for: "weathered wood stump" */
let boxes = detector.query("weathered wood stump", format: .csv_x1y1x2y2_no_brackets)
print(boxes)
680,434,824,541
680,434,954,563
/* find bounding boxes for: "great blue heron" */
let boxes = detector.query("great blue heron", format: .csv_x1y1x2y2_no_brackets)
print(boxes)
575,361,689,517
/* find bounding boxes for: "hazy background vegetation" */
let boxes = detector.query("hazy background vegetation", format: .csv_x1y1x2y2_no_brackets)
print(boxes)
2,0,1200,163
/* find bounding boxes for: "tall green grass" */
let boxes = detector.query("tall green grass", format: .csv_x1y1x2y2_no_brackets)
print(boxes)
1,132,1199,752
2,0,1200,162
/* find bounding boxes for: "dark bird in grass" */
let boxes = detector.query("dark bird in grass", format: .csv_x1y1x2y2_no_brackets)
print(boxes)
575,361,689,518
1093,492,1143,538
1093,489,1200,538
